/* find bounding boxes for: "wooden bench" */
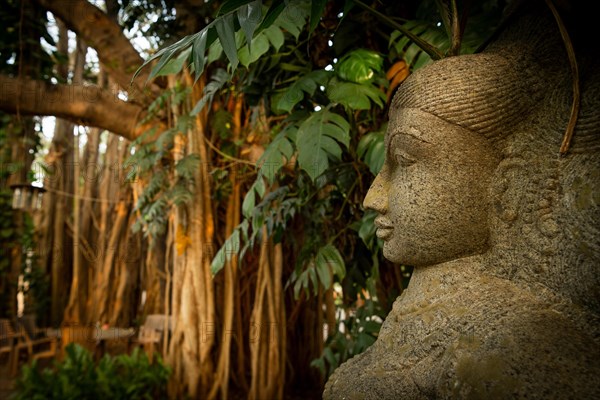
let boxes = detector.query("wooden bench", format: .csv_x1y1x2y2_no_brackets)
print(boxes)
8,315,59,376
0,319,21,373
134,314,172,363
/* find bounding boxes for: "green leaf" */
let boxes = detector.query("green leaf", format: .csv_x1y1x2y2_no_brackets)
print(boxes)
336,49,383,83
192,30,208,81
254,177,266,197
293,269,308,299
315,256,332,289
208,40,224,64
242,188,256,218
212,109,233,139
156,128,177,151
296,110,350,181
167,182,193,206
238,33,270,67
309,0,327,33
215,14,239,70
175,154,200,181
237,0,262,49
327,77,385,110
362,320,382,334
356,209,378,250
0,228,13,238
323,346,339,370
191,68,230,115
357,127,385,175
389,21,449,70
256,0,286,33
308,266,318,294
211,229,241,275
316,244,346,281
242,177,267,218
257,128,295,183
434,0,453,41
275,70,330,113
263,25,284,51
310,357,326,376
276,1,310,40
276,87,303,113
155,47,191,77
144,34,197,81
357,331,376,350
148,48,178,81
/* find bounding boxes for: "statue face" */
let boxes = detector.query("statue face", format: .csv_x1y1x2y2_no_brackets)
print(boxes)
363,108,499,266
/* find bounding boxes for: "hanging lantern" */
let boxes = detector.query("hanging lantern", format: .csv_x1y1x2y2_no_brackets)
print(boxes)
10,183,46,212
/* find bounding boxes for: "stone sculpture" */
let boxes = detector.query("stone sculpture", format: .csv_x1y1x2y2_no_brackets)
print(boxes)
324,2,600,399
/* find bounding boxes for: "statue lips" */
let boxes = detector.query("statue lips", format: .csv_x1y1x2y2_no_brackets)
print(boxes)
374,218,394,240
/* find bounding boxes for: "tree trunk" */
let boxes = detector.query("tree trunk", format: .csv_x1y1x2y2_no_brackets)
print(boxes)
167,73,216,398
40,19,75,327
249,231,286,400
45,115,74,327
33,0,160,102
64,37,88,325
209,95,244,400
141,232,168,316
0,74,148,141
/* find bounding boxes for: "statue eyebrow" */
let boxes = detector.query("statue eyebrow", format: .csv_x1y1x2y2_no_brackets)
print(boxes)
386,131,433,147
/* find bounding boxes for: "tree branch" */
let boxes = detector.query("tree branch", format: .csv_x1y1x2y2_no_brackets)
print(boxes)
34,0,159,104
0,74,150,141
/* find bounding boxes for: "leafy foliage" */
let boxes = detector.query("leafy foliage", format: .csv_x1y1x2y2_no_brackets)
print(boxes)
357,124,386,176
273,70,329,113
327,76,386,110
389,20,450,70
190,68,230,115
126,86,199,237
137,0,509,384
255,126,294,184
291,244,346,299
119,0,179,52
311,298,384,379
295,109,350,181
13,343,170,400
0,0,55,78
134,0,310,83
388,0,507,69
336,49,383,84
189,4,399,366
211,186,299,275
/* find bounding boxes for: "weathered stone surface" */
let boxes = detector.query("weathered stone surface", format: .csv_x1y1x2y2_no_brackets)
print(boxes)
324,3,600,399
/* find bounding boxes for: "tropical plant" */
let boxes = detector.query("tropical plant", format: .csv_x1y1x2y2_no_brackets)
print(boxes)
134,1,510,388
311,298,384,379
12,343,171,400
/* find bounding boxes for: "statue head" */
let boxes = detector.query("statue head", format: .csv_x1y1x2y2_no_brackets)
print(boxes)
363,17,600,314
363,51,542,266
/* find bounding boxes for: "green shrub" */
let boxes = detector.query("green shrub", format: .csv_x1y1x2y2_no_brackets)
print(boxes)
12,343,171,400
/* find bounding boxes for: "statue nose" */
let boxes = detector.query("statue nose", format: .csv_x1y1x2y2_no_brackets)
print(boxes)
363,172,389,213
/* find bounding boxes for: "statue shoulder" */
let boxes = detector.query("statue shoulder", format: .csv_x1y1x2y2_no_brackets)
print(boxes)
436,307,600,399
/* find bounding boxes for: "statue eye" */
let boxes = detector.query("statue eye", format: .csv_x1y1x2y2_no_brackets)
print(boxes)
393,151,416,167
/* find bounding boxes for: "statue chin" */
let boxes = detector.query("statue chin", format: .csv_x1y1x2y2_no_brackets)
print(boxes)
324,3,600,399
